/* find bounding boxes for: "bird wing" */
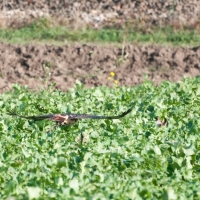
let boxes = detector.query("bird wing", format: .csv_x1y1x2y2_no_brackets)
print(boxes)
7,110,55,121
7,108,132,122
66,108,132,120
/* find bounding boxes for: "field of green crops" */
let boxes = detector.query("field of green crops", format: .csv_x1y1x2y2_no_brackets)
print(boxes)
1,78,200,199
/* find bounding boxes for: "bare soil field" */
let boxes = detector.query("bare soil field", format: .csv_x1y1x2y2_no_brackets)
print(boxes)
0,43,200,91
0,0,200,29
0,1,200,91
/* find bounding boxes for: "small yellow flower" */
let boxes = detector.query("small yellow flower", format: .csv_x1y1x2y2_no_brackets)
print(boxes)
110,72,115,77
114,80,118,85
108,77,111,80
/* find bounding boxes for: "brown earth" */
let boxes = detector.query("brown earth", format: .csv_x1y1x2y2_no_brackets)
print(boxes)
0,1,200,92
0,43,200,92
0,0,200,30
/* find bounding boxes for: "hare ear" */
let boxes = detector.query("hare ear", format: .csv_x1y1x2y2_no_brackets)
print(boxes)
155,117,162,127
161,118,167,126
155,117,167,127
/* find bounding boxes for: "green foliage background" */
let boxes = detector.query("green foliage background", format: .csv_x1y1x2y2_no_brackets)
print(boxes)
1,77,200,199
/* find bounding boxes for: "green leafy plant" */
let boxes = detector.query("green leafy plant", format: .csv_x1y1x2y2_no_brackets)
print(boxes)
41,61,52,89
1,77,200,199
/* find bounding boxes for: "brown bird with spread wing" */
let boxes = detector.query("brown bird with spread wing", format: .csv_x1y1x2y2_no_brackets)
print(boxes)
8,108,132,126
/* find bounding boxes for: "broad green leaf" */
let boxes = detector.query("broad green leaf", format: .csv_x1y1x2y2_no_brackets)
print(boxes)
167,188,177,200
27,187,41,200
69,179,79,193
154,146,161,155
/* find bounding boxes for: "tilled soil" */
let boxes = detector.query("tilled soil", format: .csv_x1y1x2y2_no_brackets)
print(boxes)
1,43,200,91
0,1,200,91
0,0,200,29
